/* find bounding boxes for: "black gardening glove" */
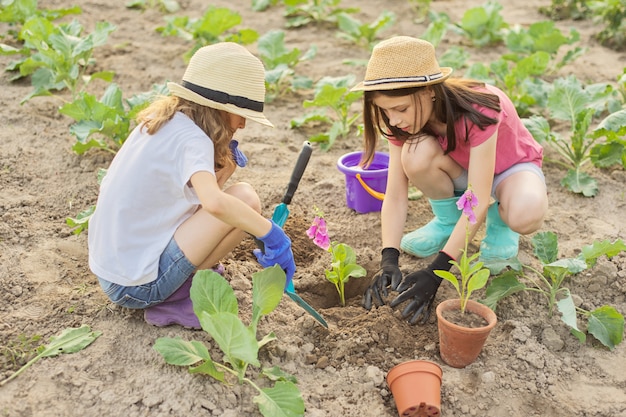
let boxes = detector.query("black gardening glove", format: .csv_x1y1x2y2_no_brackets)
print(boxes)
363,248,403,310
389,251,453,325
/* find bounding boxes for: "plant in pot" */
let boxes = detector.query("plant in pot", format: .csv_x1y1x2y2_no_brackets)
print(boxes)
433,187,497,368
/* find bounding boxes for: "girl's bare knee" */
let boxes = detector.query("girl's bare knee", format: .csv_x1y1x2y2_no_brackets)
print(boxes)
225,182,261,212
505,198,547,235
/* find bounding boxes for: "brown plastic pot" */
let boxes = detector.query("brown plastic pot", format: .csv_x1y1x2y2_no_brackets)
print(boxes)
436,299,497,368
386,360,443,417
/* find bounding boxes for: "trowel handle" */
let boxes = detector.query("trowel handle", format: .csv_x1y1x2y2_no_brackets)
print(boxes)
282,141,313,205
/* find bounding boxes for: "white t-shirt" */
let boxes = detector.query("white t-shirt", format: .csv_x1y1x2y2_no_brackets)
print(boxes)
88,112,215,286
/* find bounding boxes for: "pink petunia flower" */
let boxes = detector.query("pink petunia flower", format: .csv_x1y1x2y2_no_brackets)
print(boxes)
307,215,331,250
457,189,479,224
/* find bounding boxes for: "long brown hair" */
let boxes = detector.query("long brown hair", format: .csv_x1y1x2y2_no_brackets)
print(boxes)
361,79,501,166
136,96,236,171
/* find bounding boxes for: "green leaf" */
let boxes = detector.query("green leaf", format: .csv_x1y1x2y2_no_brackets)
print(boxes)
341,264,366,281
466,268,490,299
481,271,526,311
262,366,298,383
561,169,598,197
587,306,624,350
66,204,95,235
590,142,625,168
594,109,626,134
532,231,558,264
523,115,552,143
0,325,100,386
153,337,211,366
190,270,238,318
253,265,286,314
557,291,586,343
258,332,277,349
198,311,260,368
435,270,460,296
252,265,286,325
580,239,626,267
189,359,224,381
547,257,587,274
548,76,588,123
253,381,305,417
40,325,101,357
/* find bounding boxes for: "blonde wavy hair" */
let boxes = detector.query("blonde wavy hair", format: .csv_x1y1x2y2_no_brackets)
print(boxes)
136,96,236,171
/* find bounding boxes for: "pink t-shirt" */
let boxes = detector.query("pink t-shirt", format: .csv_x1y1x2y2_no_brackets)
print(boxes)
389,84,543,174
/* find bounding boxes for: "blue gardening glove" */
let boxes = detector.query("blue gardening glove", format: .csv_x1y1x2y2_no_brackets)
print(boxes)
363,248,403,310
229,139,248,167
253,220,296,288
389,251,453,325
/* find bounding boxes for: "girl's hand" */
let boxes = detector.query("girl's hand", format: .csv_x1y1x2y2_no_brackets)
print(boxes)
253,220,296,288
363,248,402,310
389,252,453,324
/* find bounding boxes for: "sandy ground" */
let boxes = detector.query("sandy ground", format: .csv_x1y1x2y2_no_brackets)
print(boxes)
1,0,625,416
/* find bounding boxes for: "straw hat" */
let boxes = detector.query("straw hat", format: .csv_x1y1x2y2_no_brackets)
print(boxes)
168,43,273,127
352,36,452,92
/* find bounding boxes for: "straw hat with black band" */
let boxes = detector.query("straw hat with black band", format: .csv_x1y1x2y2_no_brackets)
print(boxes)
168,42,274,127
352,36,453,92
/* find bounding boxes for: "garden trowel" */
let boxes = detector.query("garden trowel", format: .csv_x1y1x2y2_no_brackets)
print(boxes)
260,141,328,328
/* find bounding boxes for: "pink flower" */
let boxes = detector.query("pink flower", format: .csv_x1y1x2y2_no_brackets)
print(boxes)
307,215,330,250
457,189,479,224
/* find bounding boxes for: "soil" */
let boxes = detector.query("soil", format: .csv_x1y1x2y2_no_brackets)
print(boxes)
441,309,488,329
1,1,625,416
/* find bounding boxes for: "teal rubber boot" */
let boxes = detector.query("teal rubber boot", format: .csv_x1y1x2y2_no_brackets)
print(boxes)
401,196,461,258
479,202,519,261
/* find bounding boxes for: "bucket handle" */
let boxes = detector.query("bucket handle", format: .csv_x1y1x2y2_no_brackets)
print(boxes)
356,173,385,201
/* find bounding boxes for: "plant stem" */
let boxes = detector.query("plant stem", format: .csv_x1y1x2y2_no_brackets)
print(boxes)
335,282,345,306
0,351,44,386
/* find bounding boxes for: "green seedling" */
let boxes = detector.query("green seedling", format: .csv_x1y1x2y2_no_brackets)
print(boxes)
153,266,305,417
435,188,490,314
66,168,106,236
523,75,626,196
588,0,626,50
7,17,115,103
126,0,181,13
0,0,81,39
504,20,585,71
251,0,281,12
539,0,591,20
465,52,552,118
482,232,626,350
419,10,451,48
325,243,366,306
0,325,101,386
66,204,95,235
408,0,432,23
257,29,315,102
0,333,42,370
290,75,363,150
157,6,258,61
59,82,168,155
283,0,359,28
335,10,396,51
449,0,508,47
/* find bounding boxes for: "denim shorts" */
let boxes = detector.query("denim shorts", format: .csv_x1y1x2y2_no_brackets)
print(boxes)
97,238,197,309
452,162,545,197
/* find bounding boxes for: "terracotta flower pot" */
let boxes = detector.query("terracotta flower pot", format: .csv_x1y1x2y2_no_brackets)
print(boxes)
436,299,497,368
386,360,443,417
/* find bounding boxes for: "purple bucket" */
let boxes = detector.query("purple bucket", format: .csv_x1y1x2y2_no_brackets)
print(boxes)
337,151,389,213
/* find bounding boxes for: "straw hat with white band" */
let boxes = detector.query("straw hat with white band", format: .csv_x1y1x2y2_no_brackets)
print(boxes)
167,42,273,127
352,36,453,92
